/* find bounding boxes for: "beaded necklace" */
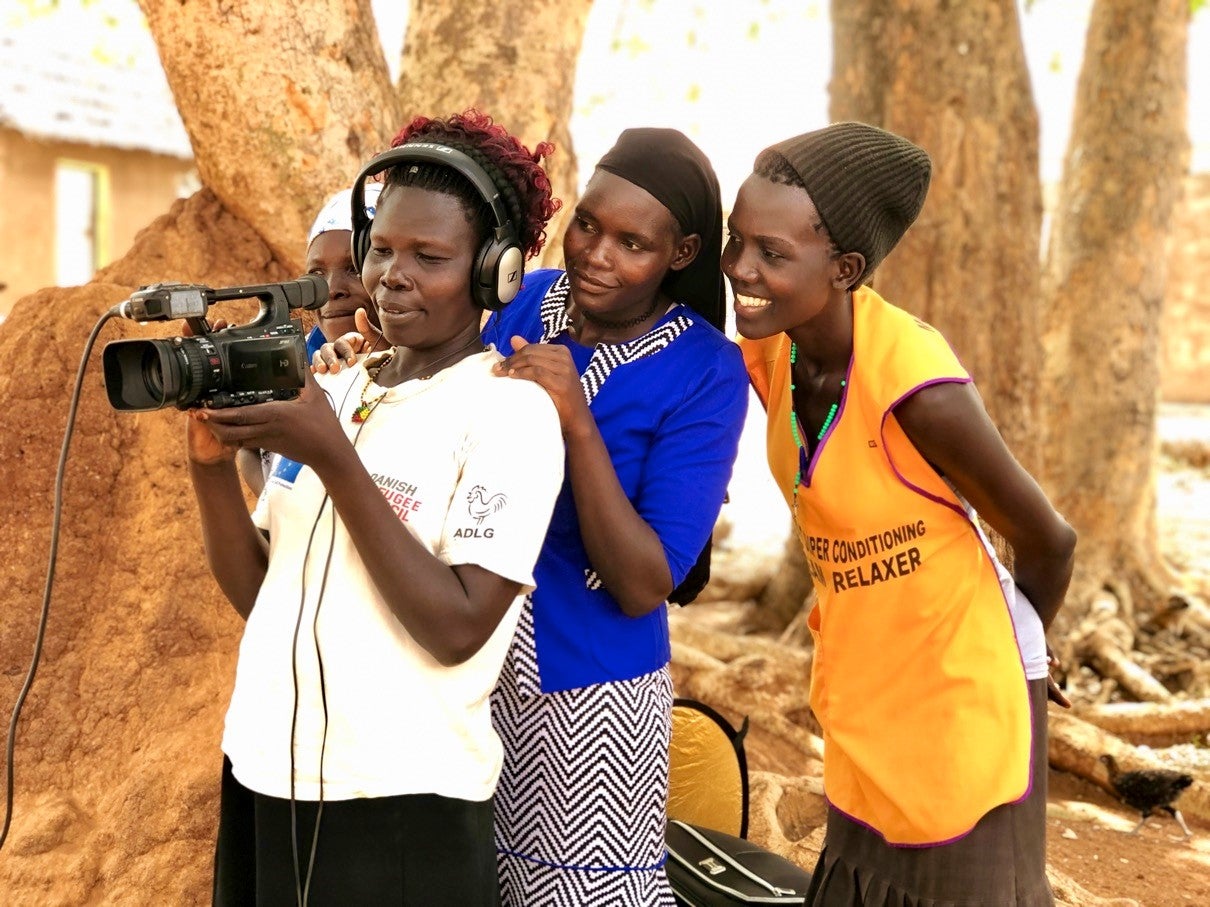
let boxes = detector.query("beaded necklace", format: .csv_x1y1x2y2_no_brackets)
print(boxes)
578,292,663,330
351,371,390,424
788,340,846,518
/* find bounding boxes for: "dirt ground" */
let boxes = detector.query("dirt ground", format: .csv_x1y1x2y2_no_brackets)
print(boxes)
1046,768,1209,906
1048,403,1210,906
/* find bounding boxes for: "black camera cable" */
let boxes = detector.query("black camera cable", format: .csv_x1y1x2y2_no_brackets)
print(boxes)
288,489,335,907
0,307,120,853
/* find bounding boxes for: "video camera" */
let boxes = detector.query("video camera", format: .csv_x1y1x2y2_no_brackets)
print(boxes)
102,275,327,412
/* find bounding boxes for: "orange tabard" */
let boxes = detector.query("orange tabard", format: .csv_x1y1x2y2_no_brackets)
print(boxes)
740,286,1033,846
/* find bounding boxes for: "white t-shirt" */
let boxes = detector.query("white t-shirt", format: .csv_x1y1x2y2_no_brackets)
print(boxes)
222,351,564,802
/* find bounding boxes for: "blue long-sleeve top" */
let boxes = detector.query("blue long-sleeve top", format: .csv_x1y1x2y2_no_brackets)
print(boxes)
483,269,748,693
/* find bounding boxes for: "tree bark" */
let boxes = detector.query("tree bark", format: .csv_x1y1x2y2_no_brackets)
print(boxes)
396,0,595,268
137,0,403,270
830,0,1044,471
1080,625,1175,704
1039,0,1190,619
0,3,595,899
755,532,815,634
1076,699,1210,743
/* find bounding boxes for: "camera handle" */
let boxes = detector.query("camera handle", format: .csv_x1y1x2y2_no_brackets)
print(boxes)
114,275,328,333
184,316,212,337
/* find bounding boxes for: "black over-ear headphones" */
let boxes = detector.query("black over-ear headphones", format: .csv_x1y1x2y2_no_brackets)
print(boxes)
350,142,525,311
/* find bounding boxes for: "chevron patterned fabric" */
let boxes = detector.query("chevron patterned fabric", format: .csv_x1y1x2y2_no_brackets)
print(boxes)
492,602,675,905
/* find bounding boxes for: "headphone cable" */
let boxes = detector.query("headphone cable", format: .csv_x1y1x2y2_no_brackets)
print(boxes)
285,378,359,906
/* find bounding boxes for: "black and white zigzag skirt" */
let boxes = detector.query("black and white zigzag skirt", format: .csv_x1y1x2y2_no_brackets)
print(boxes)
491,602,675,906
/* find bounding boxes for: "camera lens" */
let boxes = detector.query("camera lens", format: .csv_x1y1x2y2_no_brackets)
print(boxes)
140,345,166,402
102,337,215,411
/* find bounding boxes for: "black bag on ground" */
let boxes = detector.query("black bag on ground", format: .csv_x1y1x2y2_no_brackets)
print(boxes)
666,819,810,906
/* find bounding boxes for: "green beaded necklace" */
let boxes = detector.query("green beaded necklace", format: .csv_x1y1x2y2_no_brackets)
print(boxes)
789,340,845,503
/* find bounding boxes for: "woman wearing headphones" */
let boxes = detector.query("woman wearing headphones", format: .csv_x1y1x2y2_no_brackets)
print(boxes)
189,110,564,906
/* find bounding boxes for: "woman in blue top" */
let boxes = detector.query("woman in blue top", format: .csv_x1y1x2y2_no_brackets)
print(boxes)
316,127,748,904
484,128,748,905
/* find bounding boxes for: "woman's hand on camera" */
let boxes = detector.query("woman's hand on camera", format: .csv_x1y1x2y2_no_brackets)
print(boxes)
196,371,346,469
186,410,240,467
312,307,376,374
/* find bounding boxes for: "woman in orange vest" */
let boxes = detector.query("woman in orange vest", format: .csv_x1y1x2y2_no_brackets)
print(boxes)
725,122,1076,905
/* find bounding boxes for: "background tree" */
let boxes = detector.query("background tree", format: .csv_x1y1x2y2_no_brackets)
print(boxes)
138,0,402,269
0,1,593,898
1040,0,1191,623
396,0,595,266
830,0,1043,466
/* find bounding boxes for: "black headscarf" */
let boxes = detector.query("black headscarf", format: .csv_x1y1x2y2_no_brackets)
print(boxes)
595,128,725,332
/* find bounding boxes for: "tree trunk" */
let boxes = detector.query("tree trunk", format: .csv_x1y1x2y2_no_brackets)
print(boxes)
0,3,594,899
1040,0,1190,621
137,0,403,270
396,0,595,268
755,532,814,633
830,0,1044,471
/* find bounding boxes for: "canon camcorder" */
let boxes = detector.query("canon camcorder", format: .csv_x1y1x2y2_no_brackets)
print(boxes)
102,276,327,412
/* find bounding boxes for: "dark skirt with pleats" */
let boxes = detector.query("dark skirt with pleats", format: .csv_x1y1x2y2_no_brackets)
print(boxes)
806,678,1054,907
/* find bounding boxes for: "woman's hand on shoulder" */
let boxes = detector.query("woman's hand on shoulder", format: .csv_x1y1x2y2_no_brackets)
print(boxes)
311,307,376,374
494,336,592,438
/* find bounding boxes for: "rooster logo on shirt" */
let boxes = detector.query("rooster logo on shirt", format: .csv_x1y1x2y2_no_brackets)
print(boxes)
467,485,508,525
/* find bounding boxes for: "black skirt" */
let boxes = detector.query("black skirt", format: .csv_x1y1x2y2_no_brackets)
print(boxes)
806,679,1053,906
212,758,500,907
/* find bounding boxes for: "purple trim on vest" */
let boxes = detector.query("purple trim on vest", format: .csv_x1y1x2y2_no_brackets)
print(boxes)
879,376,972,518
822,681,1040,848
881,377,1036,686
875,373,1037,833
802,355,856,488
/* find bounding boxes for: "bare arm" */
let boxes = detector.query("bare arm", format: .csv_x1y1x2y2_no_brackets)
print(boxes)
894,381,1077,631
310,440,523,665
235,448,266,497
186,417,269,619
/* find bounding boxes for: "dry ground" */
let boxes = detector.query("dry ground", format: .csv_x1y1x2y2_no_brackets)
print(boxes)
1071,403,1210,905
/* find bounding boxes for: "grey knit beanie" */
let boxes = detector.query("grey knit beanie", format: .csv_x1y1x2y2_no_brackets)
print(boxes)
761,122,931,284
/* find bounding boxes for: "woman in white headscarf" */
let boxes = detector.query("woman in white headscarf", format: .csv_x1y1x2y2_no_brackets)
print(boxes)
302,183,385,356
